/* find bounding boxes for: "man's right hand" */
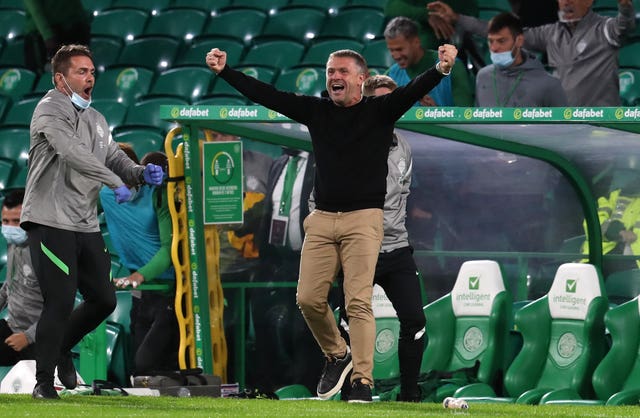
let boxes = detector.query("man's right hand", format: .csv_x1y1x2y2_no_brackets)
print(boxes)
206,48,227,74
427,1,459,25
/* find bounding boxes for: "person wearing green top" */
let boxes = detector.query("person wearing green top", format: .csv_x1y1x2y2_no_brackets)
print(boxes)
102,148,179,376
22,0,90,74
384,0,478,51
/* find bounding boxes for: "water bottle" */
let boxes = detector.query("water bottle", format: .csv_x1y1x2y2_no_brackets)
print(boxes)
442,397,469,409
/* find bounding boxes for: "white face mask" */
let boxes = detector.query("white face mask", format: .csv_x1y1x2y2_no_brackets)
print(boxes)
557,10,582,24
60,74,91,109
490,50,515,68
2,225,28,245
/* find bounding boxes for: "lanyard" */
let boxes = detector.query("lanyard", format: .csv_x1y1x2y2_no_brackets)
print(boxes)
278,155,301,216
493,66,524,107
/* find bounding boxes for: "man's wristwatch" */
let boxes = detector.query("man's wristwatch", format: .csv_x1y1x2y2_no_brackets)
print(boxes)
436,61,452,76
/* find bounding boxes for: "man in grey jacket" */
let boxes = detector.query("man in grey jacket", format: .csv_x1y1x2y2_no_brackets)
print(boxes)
428,0,636,106
0,189,42,366
21,44,164,400
476,12,568,107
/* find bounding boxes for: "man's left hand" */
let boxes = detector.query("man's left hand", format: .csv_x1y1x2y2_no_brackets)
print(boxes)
143,164,164,185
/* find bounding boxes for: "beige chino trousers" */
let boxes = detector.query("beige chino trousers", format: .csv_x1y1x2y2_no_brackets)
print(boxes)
296,208,383,384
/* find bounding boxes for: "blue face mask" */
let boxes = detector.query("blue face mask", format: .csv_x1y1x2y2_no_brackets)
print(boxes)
60,74,91,109
490,50,515,68
2,225,28,245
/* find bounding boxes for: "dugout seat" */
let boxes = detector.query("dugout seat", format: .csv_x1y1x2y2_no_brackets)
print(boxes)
420,260,511,401
455,263,608,404
605,269,640,306
619,42,640,69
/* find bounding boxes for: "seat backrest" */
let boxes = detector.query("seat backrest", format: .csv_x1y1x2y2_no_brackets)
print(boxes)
209,65,277,96
362,39,395,69
260,7,326,41
226,0,288,13
90,8,149,41
201,9,267,44
92,66,154,106
0,67,36,101
113,126,166,157
504,263,607,399
116,35,181,72
300,39,363,67
92,98,128,131
90,36,123,72
2,95,40,126
176,37,244,67
143,8,208,41
619,68,640,106
110,0,170,12
317,8,384,42
591,296,640,401
605,268,640,306
619,42,640,69
422,260,511,387
148,66,212,103
122,95,188,134
0,126,29,164
0,8,25,40
171,0,231,12
274,66,326,97
242,40,305,69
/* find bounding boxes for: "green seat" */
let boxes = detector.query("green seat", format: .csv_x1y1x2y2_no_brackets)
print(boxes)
0,94,9,123
0,158,15,190
0,68,36,101
113,126,165,157
0,8,25,40
105,322,130,387
260,7,327,42
3,96,40,126
6,163,27,190
619,68,640,106
605,269,640,305
421,260,511,401
32,71,53,95
0,0,25,9
0,37,24,68
110,0,170,13
274,66,326,97
122,95,187,134
455,263,608,405
242,40,305,69
362,39,394,69
91,8,149,42
0,126,30,164
288,0,348,12
116,35,181,72
92,98,128,131
209,65,277,96
92,66,154,106
148,66,212,103
201,9,266,44
477,0,513,10
81,0,113,14
143,8,208,41
90,36,123,72
300,39,363,66
224,0,288,13
171,0,231,12
317,8,384,42
175,37,244,68
348,0,386,10
107,290,133,338
369,285,402,382
588,297,640,405
619,42,640,69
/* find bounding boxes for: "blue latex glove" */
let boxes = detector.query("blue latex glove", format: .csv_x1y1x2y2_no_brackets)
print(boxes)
143,163,164,186
114,185,132,203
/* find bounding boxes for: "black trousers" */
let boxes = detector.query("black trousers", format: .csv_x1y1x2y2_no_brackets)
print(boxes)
131,291,179,375
0,319,36,366
339,246,425,396
28,225,116,386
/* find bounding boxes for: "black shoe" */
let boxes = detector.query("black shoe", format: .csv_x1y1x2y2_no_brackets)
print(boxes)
347,379,372,403
57,352,78,389
32,383,60,400
316,348,353,400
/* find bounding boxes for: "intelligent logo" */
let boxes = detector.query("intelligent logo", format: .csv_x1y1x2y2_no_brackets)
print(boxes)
565,279,576,293
468,276,480,290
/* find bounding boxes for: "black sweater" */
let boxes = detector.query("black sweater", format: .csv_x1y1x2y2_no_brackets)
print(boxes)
219,64,444,212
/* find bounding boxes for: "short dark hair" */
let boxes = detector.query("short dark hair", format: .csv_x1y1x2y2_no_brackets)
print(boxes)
488,12,523,38
328,49,368,74
51,44,93,76
2,188,25,209
141,151,168,171
362,75,397,96
384,16,420,40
